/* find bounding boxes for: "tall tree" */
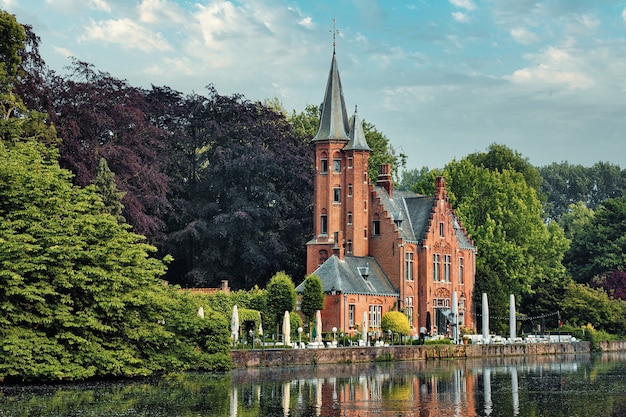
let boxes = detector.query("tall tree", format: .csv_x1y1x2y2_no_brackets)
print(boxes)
564,197,626,284
265,272,297,334
163,88,313,289
300,274,324,328
93,157,126,222
410,157,570,334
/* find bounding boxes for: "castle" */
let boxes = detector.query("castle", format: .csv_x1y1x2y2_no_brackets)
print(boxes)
296,48,476,340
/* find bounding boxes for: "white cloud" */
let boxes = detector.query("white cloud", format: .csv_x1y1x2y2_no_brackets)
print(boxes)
0,0,16,8
90,0,110,12
298,16,314,29
449,0,476,11
44,0,110,13
138,0,186,24
82,18,173,52
52,46,74,59
510,27,539,45
622,8,626,22
452,12,470,23
506,47,593,90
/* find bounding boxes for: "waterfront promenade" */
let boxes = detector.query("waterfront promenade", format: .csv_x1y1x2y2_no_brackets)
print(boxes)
231,340,626,368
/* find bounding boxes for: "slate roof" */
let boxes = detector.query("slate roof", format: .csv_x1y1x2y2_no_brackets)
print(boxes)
297,255,398,297
343,108,372,151
373,187,476,249
312,51,350,142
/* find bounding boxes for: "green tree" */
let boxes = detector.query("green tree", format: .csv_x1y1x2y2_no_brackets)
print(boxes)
265,272,297,334
381,311,411,336
437,157,569,334
560,282,626,336
564,197,626,284
300,274,324,327
362,120,407,182
0,138,231,382
0,11,25,120
466,143,542,191
93,157,126,223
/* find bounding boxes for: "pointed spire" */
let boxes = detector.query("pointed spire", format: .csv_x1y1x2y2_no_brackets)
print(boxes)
344,106,372,151
312,50,350,142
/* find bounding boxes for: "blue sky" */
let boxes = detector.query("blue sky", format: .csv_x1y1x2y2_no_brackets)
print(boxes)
5,0,626,171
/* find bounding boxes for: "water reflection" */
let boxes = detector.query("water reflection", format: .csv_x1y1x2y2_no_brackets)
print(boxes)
1,353,625,416
229,352,626,417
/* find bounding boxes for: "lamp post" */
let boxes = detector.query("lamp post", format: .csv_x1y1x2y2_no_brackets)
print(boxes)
298,326,303,348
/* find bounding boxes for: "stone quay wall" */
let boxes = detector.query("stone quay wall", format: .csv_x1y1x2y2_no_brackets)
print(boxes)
230,340,626,368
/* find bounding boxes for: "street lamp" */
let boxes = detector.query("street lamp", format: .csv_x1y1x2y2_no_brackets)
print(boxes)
298,326,303,348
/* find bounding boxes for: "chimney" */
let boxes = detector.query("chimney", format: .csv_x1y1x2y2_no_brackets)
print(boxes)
376,164,393,198
333,230,345,260
220,280,230,294
435,176,447,201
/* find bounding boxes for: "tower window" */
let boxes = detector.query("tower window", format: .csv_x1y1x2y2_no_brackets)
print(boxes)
347,212,352,225
348,184,353,197
333,159,341,172
333,188,341,203
321,159,328,174
348,157,353,168
320,214,328,235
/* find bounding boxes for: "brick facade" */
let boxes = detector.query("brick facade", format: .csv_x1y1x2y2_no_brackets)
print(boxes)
300,50,476,339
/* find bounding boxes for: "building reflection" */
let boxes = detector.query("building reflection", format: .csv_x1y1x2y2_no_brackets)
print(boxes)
228,354,605,416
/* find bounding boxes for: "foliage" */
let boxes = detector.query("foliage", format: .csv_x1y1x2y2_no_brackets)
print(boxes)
564,197,626,284
0,138,230,382
431,157,569,333
163,89,313,289
592,270,626,301
362,120,407,182
265,272,297,333
381,311,411,335
539,161,625,222
466,143,542,191
560,282,626,336
93,157,126,223
0,11,26,120
299,274,324,325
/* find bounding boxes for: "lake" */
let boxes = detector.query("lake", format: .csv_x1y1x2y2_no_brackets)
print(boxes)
1,352,625,416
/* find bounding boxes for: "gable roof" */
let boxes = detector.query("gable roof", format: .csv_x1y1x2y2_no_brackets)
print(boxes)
373,186,476,250
297,255,398,297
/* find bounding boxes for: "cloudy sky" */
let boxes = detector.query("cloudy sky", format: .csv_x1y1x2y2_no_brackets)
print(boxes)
4,0,626,170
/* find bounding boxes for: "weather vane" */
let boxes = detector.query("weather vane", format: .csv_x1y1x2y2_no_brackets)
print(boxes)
331,18,339,52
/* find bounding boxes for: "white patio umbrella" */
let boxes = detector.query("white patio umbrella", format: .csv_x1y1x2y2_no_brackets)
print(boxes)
282,311,291,346
197,306,204,319
231,305,239,345
362,311,368,344
315,310,323,343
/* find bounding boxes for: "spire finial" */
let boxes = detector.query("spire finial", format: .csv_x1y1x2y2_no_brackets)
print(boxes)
331,18,339,52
